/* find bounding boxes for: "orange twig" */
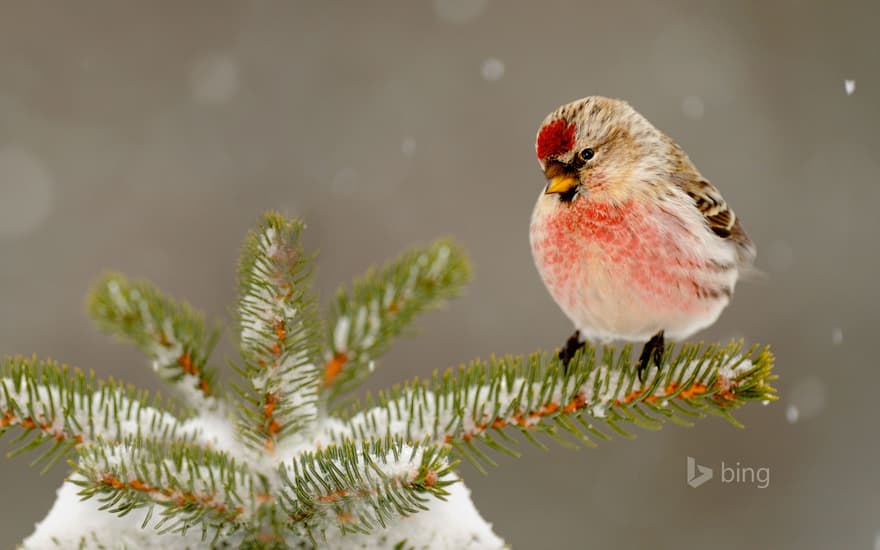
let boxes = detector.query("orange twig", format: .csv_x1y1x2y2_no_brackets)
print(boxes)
323,352,348,387
447,377,740,443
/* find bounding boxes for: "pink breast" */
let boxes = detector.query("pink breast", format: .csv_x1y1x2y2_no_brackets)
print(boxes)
531,198,707,316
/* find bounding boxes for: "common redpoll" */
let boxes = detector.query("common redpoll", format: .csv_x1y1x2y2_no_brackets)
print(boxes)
529,96,756,379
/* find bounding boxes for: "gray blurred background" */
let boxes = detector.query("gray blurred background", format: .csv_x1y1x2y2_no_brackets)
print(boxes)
1,1,878,548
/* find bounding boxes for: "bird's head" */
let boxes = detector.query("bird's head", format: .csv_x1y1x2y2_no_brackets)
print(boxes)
535,96,668,203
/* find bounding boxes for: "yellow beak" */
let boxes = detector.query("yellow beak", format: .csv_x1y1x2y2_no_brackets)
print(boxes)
544,175,579,195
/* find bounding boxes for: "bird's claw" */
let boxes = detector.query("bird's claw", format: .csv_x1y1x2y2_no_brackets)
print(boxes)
636,358,650,383
558,330,585,371
636,330,665,383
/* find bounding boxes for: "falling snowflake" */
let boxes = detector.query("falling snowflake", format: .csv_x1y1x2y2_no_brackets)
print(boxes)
786,376,827,424
844,79,856,96
831,327,843,346
681,95,704,119
191,54,240,104
401,137,417,157
480,58,505,82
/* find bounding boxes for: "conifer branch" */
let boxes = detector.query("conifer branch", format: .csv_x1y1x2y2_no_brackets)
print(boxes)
0,356,197,473
323,239,471,402
333,342,776,472
73,436,255,541
235,213,322,452
279,436,455,539
88,272,221,407
11,211,775,550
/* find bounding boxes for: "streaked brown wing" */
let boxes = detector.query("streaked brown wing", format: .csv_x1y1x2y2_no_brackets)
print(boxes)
682,178,756,265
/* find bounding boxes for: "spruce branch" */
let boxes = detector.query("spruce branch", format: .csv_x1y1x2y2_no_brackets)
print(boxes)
11,211,776,549
333,342,776,472
0,356,197,473
88,272,221,407
324,239,471,403
73,436,255,541
235,213,322,452
279,436,455,539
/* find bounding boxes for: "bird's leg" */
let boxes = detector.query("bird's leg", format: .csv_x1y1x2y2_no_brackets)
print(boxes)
636,330,665,382
558,330,585,371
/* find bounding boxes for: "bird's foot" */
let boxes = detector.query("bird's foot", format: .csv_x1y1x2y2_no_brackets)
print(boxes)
558,330,585,371
636,330,665,383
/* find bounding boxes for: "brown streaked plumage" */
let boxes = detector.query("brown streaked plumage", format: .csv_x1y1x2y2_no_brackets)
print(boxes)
664,142,756,264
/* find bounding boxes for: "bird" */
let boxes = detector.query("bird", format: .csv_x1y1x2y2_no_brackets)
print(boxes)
529,96,756,380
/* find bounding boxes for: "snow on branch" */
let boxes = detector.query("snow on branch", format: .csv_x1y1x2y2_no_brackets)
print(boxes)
279,436,456,539
73,436,255,541
235,213,322,452
0,356,199,472
324,239,471,403
333,342,776,472
88,272,221,409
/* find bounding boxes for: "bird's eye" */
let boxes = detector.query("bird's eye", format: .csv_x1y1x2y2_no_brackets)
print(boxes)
579,148,595,161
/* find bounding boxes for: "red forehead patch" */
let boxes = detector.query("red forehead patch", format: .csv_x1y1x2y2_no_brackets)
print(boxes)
536,119,576,160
